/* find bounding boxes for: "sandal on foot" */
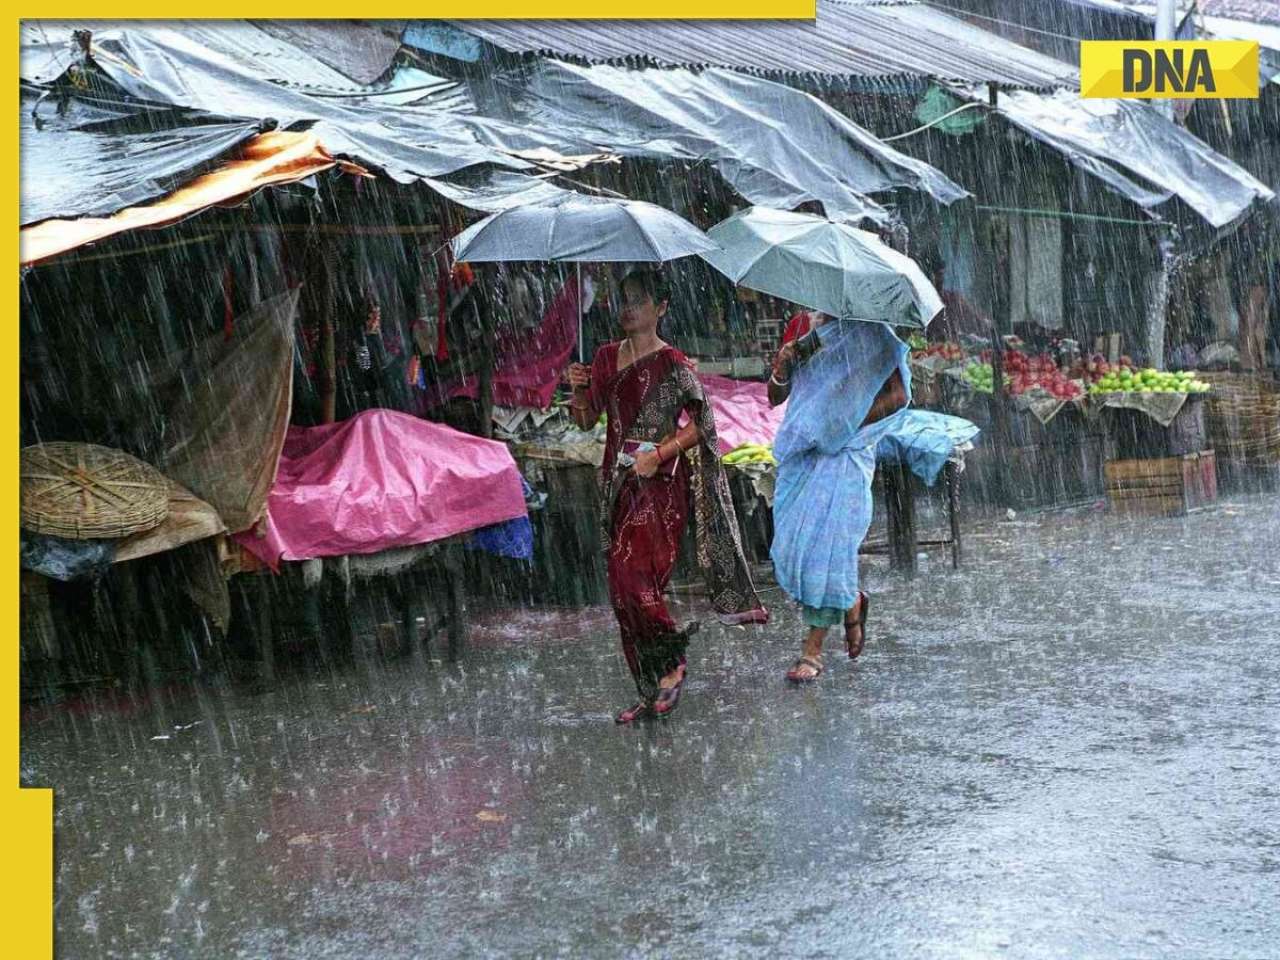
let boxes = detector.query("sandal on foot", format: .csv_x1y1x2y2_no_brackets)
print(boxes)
845,592,870,660
786,655,825,683
615,701,653,725
652,664,687,717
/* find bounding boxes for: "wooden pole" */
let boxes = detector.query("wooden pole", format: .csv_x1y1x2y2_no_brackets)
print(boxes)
319,235,338,424
477,301,495,439
985,209,1013,506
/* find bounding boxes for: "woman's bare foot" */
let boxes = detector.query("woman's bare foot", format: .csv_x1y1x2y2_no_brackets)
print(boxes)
615,701,652,724
786,627,828,682
653,662,687,716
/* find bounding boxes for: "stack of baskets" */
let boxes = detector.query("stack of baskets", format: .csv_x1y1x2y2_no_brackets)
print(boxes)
1199,372,1280,469
20,442,170,540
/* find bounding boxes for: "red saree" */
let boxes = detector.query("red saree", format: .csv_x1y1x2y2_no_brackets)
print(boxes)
585,342,768,700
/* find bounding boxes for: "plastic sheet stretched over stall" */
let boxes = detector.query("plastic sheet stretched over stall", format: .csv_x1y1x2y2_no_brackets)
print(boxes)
234,409,529,568
19,21,530,219
150,289,299,534
700,374,787,455
463,61,969,224
21,23,966,243
988,88,1275,229
874,410,981,486
20,131,357,265
19,86,268,228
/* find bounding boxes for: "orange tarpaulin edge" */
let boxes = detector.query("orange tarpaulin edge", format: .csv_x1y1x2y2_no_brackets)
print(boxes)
19,130,369,267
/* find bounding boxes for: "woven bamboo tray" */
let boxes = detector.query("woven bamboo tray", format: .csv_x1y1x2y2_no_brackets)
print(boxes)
21,442,170,540
1199,372,1280,467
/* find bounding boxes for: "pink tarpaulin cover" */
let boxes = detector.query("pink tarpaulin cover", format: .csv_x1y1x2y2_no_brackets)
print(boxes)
234,409,528,568
700,374,785,453
446,275,583,410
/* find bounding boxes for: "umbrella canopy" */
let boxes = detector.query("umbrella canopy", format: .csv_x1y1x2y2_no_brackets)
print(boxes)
450,194,718,264
701,207,942,329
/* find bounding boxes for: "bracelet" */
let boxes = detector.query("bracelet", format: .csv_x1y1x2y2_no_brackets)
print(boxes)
770,372,791,387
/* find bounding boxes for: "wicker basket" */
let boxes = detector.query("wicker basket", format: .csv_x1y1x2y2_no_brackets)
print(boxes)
1199,372,1280,467
21,442,170,540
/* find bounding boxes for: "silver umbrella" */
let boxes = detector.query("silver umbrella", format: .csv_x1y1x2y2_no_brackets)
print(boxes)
451,194,718,360
700,206,943,329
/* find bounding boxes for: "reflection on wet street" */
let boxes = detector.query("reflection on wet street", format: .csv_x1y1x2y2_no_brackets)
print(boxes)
23,495,1280,959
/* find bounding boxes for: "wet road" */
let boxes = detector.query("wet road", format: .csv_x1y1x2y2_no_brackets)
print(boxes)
22,493,1280,959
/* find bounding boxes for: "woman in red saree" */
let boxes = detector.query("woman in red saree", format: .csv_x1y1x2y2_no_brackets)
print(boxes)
568,269,768,724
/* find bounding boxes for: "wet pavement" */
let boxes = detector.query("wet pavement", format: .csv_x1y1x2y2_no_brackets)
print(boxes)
22,493,1280,959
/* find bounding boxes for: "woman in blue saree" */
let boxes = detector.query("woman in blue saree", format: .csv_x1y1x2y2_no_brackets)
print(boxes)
767,315,911,681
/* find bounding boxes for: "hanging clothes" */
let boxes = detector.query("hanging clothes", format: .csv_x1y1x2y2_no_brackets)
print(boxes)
1008,179,1064,331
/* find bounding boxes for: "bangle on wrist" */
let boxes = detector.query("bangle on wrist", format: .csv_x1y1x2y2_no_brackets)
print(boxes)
770,372,790,387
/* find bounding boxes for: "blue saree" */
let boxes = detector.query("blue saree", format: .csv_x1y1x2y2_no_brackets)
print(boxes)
770,320,912,613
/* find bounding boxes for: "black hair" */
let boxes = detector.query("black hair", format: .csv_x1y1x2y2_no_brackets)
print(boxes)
620,267,671,306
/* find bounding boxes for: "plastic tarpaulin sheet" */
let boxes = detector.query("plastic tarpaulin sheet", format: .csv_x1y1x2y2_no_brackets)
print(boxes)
20,21,529,222
874,409,981,486
21,23,967,249
421,169,578,215
465,61,969,224
156,288,299,534
19,531,116,582
700,374,786,455
21,130,352,265
19,88,267,228
990,88,1275,229
234,409,529,567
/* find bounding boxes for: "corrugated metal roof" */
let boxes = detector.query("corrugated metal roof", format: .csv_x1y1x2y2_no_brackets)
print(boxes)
447,0,1080,89
1200,0,1280,26
250,20,407,85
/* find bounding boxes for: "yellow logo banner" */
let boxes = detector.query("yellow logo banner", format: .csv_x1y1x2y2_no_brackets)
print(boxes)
1081,40,1259,99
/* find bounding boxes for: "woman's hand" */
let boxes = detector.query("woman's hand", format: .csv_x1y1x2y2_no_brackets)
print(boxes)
772,342,797,380
632,449,662,479
567,363,592,391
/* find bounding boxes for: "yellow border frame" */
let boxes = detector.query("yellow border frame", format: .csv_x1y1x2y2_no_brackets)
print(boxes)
9,8,815,956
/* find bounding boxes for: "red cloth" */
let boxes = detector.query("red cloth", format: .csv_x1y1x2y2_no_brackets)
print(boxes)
444,275,584,411
233,409,527,569
780,311,815,346
608,471,689,685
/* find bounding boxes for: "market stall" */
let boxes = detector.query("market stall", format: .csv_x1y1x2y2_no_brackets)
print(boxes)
232,409,532,674
1085,368,1219,517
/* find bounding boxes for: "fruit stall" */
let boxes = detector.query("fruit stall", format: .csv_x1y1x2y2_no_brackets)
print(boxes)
906,332,1225,516
924,338,1105,508
1084,366,1218,517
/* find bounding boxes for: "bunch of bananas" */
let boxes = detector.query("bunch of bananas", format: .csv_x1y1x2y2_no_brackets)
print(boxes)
721,443,776,466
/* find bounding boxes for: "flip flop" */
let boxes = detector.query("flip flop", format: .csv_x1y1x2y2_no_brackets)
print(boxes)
652,664,687,717
786,655,825,683
845,592,870,660
614,700,653,725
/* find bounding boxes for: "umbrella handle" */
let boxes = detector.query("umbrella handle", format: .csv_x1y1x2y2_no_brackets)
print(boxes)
577,263,584,364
